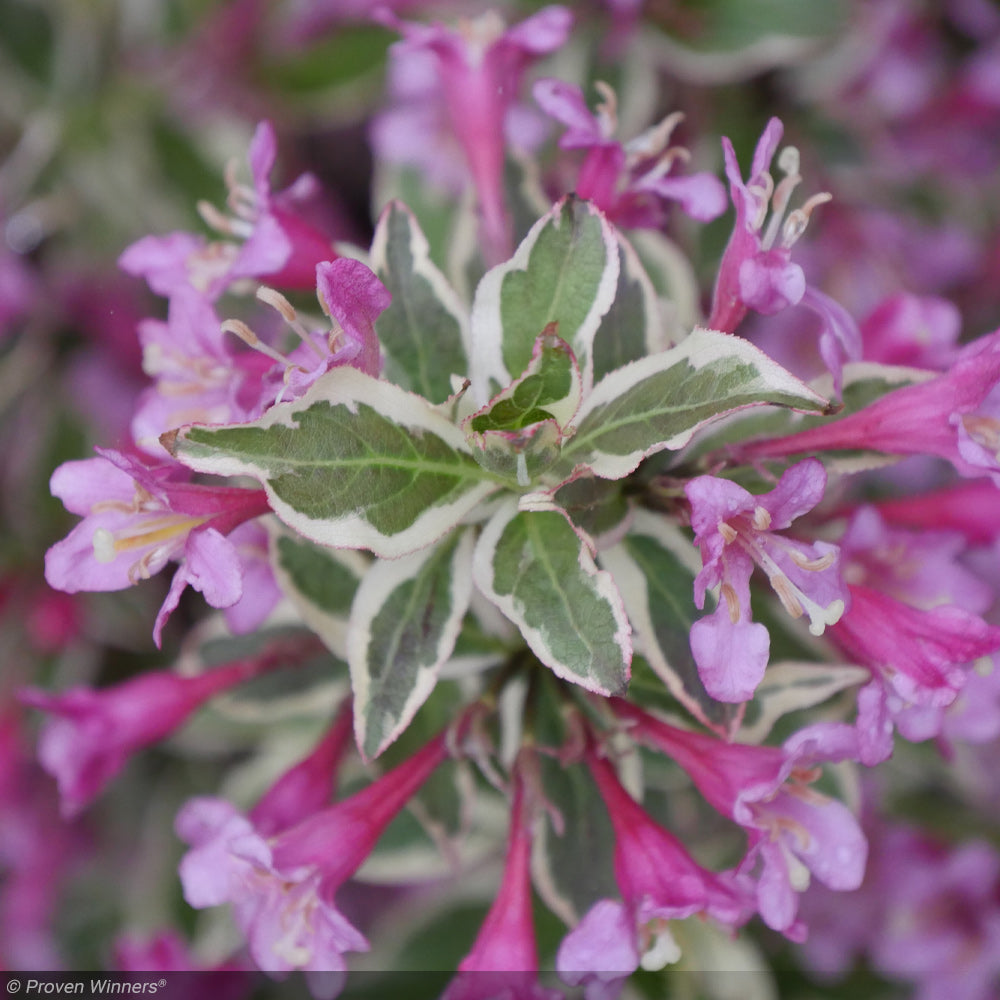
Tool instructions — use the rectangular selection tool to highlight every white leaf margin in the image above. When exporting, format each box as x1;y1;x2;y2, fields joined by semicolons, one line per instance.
564;326;830;480
472;498;632;696
468;196;620;405
173;366;501;559
348;528;475;760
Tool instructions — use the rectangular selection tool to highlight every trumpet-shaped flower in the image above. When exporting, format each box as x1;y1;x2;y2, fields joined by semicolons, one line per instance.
21;655;276;816
612;700;867;940
177;726;455;973
444;751;560;1000
44;449;272;646
684;459;847;702
532;79;727;229
739;329;1000;482
707;118;860;392
557;747;751;999
378;7;572;261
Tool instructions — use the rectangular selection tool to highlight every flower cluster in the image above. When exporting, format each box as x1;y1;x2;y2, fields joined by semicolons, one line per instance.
5;0;1000;996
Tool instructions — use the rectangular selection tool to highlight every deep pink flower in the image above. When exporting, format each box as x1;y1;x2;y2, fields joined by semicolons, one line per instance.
611;701;867;940
444;751;560;1000
532;79;727;229
249;702;354;838
861;292;962;370
684;459;847;702
707;119;860;392
211;120;338;291
121;122;338;298
738;329;1000;482
557;746;751;997
20;655;276;817
44;449;272;646
829;584;1000;759
378;7;572;262
871;479;1000;545
177;720;465;973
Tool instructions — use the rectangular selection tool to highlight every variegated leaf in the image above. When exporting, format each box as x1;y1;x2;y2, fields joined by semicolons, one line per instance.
473;500;631;695
558;326;830;480
169;367;500;559
371;200;471;403
469;196;619;402
348;529;474;760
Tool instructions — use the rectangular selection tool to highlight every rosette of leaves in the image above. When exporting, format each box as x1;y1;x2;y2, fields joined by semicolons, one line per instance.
169;195;829;760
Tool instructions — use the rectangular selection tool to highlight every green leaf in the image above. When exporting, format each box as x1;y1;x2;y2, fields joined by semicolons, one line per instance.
549;473;631;544
269;523;368;659
600;512;741;736
650;0;848;57
473;501;631;695
170;367;499;559
468;330;582;434
371;200;470;404
470;196;619;401
535;750;618;925
559;326;830;480
348;530;474;760
463;330;583;486
592;231;669;382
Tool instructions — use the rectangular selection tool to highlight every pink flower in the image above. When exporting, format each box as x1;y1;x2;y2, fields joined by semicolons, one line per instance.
377;7;572;262
871;479;1000;545
120;121;338;298
177;721;463;973
208;120;338;291
20;655;276;816
44;449;272;646
738;329;1000;482
612;701;867;940
829;585;1000;760
444;751;560;1000
130;288;275;454
532;79;727;229
861;292;962;370
684;459;847;702
707;119;860;392
557;746;751;997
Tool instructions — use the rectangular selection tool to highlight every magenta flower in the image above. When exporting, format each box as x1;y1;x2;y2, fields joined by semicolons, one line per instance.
121;121;337;299
738;329;1000;482
44;448;272;646
280;258;390;396
557;746;751;997
860;292;962;370
177;723;460;973
829;584;1000;760
706;118;860;392
444;751;560;1000
684;459;847;702
207;120;338;291
20;656;274;817
378;7;573;262
130;287;275;454
865;826;1000;1000
872;479;1000;546
612;700;867;940
532;79;727;229
249;702;354;837
839;506;993;614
